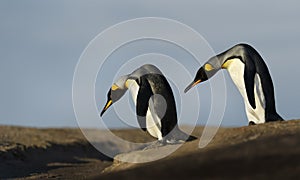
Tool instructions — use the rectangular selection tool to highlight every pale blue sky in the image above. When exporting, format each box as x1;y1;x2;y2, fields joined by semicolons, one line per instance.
1;0;300;128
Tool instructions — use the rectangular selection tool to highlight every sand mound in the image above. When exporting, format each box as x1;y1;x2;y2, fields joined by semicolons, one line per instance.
1;120;299;179
100;120;300;179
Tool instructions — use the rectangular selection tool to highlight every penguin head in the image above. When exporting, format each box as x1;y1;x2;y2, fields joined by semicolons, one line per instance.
184;61;220;93
100;76;128;116
184;66;208;93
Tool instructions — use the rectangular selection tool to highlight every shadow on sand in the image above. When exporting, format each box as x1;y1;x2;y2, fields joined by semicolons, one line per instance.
0;142;112;179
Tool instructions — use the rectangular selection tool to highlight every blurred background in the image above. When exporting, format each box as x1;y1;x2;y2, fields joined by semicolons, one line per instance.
1;0;299;128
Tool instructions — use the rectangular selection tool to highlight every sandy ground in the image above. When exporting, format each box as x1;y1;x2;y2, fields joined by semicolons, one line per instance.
0;120;299;179
0;125;154;179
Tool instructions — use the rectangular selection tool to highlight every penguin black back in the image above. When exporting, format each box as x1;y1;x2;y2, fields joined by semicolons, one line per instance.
144;73;178;137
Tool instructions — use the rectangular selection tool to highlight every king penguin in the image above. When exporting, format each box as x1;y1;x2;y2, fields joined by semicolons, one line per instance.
184;43;283;125
101;64;196;144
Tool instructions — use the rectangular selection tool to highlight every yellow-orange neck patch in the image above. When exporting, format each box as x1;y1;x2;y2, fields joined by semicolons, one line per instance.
222;59;234;69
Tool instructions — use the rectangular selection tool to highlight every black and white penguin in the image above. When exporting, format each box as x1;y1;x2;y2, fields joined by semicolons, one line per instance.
184;43;283;125
101;64;196;144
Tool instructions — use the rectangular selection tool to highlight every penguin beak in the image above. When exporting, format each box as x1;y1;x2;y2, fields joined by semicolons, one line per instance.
100;99;113;117
184;80;201;93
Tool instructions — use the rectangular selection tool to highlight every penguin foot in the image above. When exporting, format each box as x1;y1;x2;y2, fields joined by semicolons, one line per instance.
165;136;197;144
142;138;186;150
143;140;164;150
171;134;197;143
165;139;184;144
248;121;256;126
171;126;198;142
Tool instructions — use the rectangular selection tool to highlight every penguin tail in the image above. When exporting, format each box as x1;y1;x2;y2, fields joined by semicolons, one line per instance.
266;113;284;122
175;130;197;142
165;126;197;143
186;134;197;142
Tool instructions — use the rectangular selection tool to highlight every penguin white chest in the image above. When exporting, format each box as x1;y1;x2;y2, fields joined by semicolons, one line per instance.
125;79;162;140
225;59;266;124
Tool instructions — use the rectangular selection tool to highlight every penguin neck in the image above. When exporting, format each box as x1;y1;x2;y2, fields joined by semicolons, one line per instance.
125;78;136;89
114;75;130;90
125;79;139;105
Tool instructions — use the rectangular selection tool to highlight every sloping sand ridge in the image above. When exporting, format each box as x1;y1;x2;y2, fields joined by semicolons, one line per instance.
0;120;299;179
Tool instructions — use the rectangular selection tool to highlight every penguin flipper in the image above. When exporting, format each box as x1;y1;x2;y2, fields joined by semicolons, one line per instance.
244;55;256;109
136;77;153;131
